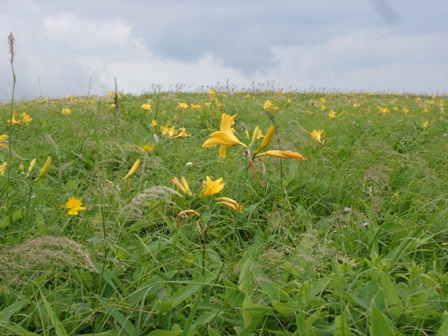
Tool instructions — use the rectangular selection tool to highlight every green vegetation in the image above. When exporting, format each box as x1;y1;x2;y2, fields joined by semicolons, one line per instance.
1;87;447;335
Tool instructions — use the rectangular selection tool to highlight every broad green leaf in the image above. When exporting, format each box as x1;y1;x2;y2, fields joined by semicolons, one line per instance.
334;315;352;336
381;272;402;319
40;293;68;336
238;257;253;294
242;293;254;329
0;322;40;336
0;300;28;321
436;315;448;336
370;306;394;336
147;330;182;336
272;300;293;318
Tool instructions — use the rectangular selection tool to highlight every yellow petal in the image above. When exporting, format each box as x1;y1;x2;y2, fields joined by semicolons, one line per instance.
256;150;307;160
219;145;227;158
172;176;192;196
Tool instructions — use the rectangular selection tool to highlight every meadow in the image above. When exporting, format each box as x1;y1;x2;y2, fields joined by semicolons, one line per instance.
0;84;447;335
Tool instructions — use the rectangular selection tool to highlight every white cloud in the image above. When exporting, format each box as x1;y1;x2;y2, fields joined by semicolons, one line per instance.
1;0;447;101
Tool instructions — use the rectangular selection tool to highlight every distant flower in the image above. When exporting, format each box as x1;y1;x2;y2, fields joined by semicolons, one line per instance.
200;176;225;198
176;102;188;110
353;103;360;108
139;142;155;153
379;107;389;114
263;100;279;111
319;97;326;104
8;113;20;125
344;207;351;212
394;192;399;200
191;104;201;110
0;134;9;149
122;159;141;180
150;119;157;127
217;197;243;213
175;127;191;138
263;100;273;110
310;129;326;145
160;125;177;138
422;121;429;128
328;110;337;119
62;108;71;115
362;222;369;227
21;113;32;125
0;162;6;176
141;104;152;111
63;197;87;216
320;104;327;111
402;107;409;113
393;107;399;112
186;162;193;167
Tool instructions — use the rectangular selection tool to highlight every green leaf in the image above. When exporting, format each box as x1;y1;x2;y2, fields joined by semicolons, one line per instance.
370;306;394;336
40;292;68;336
0;322;40;336
381;272;402;319
147;331;182;336
238;257;253;294
436;315;448;336
97;297;138;336
272;300;293;318
334;315;352;336
0;299;28;321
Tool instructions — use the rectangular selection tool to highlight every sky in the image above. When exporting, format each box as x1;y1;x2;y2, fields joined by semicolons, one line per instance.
0;0;447;101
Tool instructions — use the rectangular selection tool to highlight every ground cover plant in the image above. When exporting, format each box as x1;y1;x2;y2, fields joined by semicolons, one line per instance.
1;36;448;335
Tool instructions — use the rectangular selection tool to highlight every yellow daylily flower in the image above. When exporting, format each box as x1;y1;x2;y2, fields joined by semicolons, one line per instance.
175;127;191;138
150;119;158;127
310;130;326;144
256;150;307;160
199;176;225;198
202;113;246;158
63;197;87;216
21;113;32;125
0;134;9;149
122;159;140;180
217;197;243;213
328;110;336;119
62;108;71;115
172;176;193;197
176;102;188;110
141;104;152;111
161;125;177;138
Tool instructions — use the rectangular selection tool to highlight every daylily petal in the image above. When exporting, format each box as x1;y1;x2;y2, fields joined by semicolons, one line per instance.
256;150;307;160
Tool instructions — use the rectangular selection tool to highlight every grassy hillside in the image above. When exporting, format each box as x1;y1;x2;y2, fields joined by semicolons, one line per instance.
1;88;447;335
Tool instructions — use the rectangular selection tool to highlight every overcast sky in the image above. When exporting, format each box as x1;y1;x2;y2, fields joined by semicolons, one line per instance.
1;0;447;101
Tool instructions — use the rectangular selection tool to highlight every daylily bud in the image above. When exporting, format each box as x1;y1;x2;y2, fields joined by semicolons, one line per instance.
255;125;275;153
